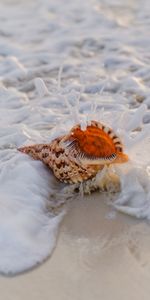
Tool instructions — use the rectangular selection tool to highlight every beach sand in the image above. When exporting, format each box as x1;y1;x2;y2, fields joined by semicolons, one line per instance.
1;194;150;300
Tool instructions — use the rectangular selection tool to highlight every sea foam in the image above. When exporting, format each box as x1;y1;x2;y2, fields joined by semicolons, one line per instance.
0;0;150;276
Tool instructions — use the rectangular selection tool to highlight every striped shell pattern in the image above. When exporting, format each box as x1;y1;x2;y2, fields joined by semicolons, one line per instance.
18;120;128;184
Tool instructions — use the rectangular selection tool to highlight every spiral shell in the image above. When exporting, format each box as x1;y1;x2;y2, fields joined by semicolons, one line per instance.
18;120;128;184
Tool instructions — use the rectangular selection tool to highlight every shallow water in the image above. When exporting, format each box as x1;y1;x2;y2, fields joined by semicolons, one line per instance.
0;0;150;283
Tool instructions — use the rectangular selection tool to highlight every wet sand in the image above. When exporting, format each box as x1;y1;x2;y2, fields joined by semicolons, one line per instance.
1;194;150;300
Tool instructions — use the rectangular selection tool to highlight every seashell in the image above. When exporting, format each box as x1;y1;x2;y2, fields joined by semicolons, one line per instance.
18;120;128;184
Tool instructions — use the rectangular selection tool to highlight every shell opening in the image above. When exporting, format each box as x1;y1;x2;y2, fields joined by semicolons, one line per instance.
61;120;128;166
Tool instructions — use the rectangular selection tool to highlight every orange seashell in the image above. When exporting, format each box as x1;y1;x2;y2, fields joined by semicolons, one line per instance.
70;126;117;158
18;120;129;184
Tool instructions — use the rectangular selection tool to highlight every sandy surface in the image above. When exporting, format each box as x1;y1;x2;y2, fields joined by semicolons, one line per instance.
1;194;150;300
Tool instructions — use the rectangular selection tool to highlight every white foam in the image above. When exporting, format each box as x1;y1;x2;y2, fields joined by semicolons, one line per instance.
124;104;147;132
0;0;150;276
113;164;150;219
0;152;64;275
34;78;50;97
